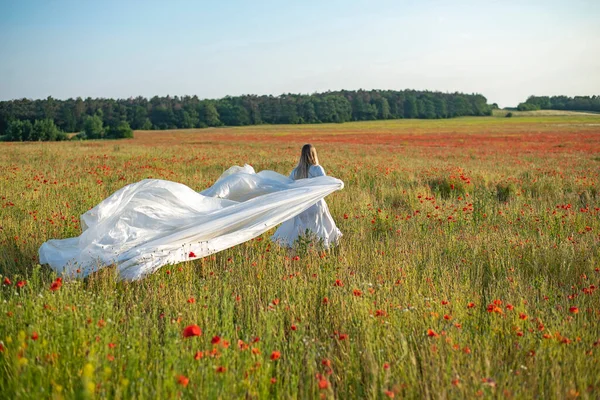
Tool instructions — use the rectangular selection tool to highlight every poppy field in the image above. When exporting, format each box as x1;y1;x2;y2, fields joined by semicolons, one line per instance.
1;115;599;399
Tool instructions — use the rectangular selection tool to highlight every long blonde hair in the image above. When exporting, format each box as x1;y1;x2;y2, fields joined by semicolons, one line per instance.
294;144;319;179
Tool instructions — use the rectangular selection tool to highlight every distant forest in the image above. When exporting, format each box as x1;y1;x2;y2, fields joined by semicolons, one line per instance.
517;95;600;112
0;90;491;141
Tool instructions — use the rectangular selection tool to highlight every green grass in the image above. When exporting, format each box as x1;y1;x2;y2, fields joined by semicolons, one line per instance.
0;118;599;399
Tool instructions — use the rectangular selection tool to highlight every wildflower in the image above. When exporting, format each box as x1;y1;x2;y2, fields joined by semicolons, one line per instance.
444;314;452;320
270;351;281;361
338;333;348;341
16;280;26;288
467;302;475;308
383;362;390;370
519;313;528;320
31;332;39;341
385;390;395;398
187;297;196;304
182;325;202;338
270;377;277;384
427;329;439;337
318;378;329;389
216;366;226;373
49;278;62;291
333;279;343;287
569;306;579;314
290;325;297;331
3;277;11;286
441;300;449;305
353;289;362;297
322;359;331;367
506;304;514;311
194;351;204;360
177;375;189;387
211;336;221;345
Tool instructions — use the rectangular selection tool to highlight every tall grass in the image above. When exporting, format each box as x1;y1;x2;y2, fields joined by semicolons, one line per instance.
0;119;599;399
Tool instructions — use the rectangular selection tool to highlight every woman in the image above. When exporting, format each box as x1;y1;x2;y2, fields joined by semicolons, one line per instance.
39;146;343;281
271;144;342;248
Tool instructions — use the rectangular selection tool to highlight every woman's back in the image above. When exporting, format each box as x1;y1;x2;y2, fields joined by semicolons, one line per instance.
290;165;326;180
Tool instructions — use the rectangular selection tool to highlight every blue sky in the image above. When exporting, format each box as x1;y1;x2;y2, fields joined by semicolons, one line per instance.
1;0;598;107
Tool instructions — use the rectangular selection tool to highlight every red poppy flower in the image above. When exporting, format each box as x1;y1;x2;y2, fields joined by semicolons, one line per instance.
353;289;362;297
216;366;226;373
427;329;439;337
49;278;62;291
290;325;297;331
467;302;475;308
270;351;281;361
31;332;39;341
385;390;395;398
569;306;579;314
333;279;343;287
183;325;202;338
318;378;329;389
211;335;221;345
519;313;528;320
177;375;189;387
322;359;331;367
3;277;11;286
16;280;26;288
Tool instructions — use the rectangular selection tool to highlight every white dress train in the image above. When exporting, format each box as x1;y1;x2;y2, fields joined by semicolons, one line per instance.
38;165;343;281
271;165;342;248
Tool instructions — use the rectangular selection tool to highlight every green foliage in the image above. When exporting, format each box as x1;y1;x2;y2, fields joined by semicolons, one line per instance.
427;177;467;199
82;115;105;139
0;90;494;136
518;95;600;112
2;118;64;142
107;121;133;139
496;182;516;202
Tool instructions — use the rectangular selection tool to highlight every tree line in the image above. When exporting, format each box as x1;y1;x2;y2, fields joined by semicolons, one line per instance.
517;95;600;112
0;89;492;140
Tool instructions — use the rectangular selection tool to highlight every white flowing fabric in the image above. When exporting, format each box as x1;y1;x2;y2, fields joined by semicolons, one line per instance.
271;165;342;248
39;165;343;281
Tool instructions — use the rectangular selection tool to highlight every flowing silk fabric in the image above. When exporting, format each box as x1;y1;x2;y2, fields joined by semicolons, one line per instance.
39;165;343;280
271;165;342;248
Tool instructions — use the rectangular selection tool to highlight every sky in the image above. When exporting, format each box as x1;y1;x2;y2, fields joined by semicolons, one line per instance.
0;0;599;107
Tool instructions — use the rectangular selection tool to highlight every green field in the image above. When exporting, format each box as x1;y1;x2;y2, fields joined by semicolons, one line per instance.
1;116;599;399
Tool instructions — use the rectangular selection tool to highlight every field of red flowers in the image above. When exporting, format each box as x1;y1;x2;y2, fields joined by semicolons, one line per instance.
1;116;599;399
